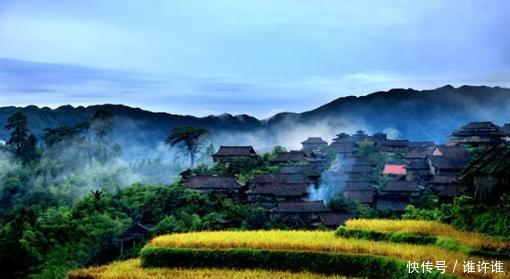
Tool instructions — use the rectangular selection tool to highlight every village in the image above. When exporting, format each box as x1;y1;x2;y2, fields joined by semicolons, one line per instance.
179;121;510;229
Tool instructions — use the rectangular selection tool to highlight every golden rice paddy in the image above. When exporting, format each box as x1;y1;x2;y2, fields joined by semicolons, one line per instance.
345;219;510;251
68;259;350;279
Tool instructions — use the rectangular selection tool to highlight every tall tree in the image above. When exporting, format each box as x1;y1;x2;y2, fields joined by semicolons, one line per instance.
5;112;30;156
165;126;208;167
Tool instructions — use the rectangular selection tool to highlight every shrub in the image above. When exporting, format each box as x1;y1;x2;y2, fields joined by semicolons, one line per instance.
141;247;456;279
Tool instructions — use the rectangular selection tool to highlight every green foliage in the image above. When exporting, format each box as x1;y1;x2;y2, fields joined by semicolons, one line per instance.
402;205;447;221
140;246;456;279
5;112;39;162
328;192;377;218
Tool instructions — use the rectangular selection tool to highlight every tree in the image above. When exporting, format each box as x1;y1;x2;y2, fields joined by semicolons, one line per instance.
20;134;38;163
5;112;30;156
165;127;208;167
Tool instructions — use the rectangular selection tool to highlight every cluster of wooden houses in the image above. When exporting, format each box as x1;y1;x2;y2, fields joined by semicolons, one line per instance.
179;121;510;227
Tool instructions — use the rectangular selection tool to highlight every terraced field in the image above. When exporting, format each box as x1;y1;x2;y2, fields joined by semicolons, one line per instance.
70;220;510;278
344;219;510;251
68;259;350;279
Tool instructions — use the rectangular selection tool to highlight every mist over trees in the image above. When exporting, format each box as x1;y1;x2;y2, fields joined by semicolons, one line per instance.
0;110;260;278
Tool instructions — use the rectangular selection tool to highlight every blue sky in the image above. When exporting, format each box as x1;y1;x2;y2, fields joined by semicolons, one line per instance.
0;0;509;118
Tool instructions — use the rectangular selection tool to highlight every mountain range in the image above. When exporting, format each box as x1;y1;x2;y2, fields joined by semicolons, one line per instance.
1;85;510;145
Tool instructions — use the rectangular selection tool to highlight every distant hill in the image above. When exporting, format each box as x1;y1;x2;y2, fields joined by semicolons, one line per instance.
1;85;510;144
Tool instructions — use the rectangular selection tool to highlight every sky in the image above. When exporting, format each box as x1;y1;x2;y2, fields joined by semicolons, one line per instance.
0;0;509;118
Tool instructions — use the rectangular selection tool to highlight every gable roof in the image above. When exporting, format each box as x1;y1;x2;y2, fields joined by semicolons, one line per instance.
406;159;428;170
213;146;257;157
279;165;320;176
383;180;421;192
249;183;308;197
183;175;243;190
272;150;318;162
404;146;434;159
252;173;288;184
428;155;469;170
327;141;358;153
408;141;435;148
383;164;407;175
344;165;373;174
451;122;508;137
432;145;470;160
301;137;328;144
461;145;510;177
344;181;374;191
376;140;410;148
429;175;458;184
274;201;329;213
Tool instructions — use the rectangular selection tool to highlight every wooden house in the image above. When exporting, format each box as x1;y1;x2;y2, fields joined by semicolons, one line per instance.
246;173;308;208
212;146;259;164
182;175;247;198
327;141;358;156
449;122;508;147
379;180;422;198
271;201;330;227
426;155;469;176
343;181;375;205
375;139;410;152
460;145;510;204
116;223;150;254
405;159;432;182
301;137;328;153
279;165;321;185
427;175;466;201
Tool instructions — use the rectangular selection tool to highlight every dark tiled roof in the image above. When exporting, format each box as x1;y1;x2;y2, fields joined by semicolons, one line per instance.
272;150;320;162
301;137;328;144
344;173;375;182
327;141;358;153
344;190;374;203
408;141;435;148
376;140;410;148
383;180;421;192
213;146;257;157
429;175;457;184
451;122;508;137
250;183;308;197
433;146;470;160
406;159;428;170
344;165;373;174
428;156;469;170
344;181;374;191
252;173;288;184
405;147;434;159
279;165;320;176
274;201;329;213
183;175;243;189
462;121;499;130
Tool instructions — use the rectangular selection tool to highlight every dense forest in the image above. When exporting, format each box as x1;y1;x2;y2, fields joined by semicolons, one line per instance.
0;109;508;278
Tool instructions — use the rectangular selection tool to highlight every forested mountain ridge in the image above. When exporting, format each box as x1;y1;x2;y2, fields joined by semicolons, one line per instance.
1;85;510;143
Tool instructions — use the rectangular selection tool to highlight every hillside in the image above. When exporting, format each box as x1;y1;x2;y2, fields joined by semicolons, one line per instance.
1;85;510;144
